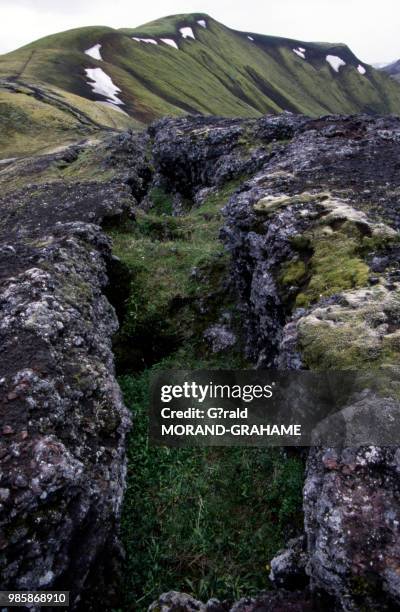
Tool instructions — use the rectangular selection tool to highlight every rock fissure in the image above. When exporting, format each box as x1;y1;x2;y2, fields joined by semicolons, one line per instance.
2;113;400;610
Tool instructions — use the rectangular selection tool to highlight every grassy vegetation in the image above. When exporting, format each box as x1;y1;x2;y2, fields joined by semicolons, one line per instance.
120;13;210;38
0;139;117;194
0;88;85;157
119;371;304;610
1;12;400;141
106;182;304;610
107;180;245;369
0;83;136;158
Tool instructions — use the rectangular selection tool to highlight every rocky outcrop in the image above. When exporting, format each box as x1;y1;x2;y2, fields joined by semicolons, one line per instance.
304;446;400;611
148;589;315;611
0;134;149;608
219;114;400;610
269;536;308;591
2;113;400;610
148;114;400;610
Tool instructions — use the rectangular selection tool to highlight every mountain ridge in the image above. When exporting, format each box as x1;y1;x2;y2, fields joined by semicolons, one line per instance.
380;58;400;82
1;13;400;157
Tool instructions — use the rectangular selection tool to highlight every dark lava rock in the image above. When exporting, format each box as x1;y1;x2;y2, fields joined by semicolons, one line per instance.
148;589;317;612
269;536;308;590
2;113;400;611
0;135;150;608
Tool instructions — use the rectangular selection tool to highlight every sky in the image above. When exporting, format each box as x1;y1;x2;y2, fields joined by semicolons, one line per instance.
0;0;398;63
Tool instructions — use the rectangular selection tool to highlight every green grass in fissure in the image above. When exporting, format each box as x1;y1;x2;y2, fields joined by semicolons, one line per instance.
109;181;304;609
107;180;244;369
148;187;174;215
119;371;304;610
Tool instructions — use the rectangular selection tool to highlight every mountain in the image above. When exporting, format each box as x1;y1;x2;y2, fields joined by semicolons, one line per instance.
380;59;400;82
1;13;400;156
372;61;393;69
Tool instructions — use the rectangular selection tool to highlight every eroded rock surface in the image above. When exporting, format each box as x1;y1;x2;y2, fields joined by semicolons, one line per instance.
219;114;400;611
146;115;400;609
2;114;400;610
0;133;150;608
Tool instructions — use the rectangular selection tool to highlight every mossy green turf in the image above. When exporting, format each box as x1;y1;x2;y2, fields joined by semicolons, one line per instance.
107;183;304;610
276;203;400;373
1;13;400;154
0;139;118;194
291;223;371;308
0;82;136;157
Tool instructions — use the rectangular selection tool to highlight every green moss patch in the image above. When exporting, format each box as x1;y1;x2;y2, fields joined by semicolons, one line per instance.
278;198;400;308
298;285;400;370
295;224;370;308
279;259;307;286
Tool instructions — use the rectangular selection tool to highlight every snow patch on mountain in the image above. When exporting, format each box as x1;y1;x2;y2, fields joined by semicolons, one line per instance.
197;19;207;28
132;37;158;45
293;47;306;59
161;38;179;49
180;27;195;40
357;64;366;75
247;35;254;41
326;55;346;72
85;68;124;106
84;44;102;61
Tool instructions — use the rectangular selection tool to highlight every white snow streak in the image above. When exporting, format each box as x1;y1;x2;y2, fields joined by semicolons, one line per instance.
132;37;158;45
247;35;254;41
357;64;367;75
161;38;179;49
293;48;306;59
180;27;195;40
326;55;346;72
84;44;102;61
85;68;124;106
197;19;207;28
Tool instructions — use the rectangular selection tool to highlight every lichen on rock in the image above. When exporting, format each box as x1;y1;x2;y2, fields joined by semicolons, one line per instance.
3;113;400;611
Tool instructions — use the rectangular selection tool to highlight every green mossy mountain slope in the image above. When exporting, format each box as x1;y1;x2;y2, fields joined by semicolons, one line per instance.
1;13;400;157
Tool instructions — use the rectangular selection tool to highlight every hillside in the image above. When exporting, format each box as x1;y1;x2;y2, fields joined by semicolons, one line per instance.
1;13;400;156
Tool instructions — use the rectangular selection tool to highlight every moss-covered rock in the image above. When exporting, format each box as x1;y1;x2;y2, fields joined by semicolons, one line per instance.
253;191;329;214
298;284;400;370
279;259;307;286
